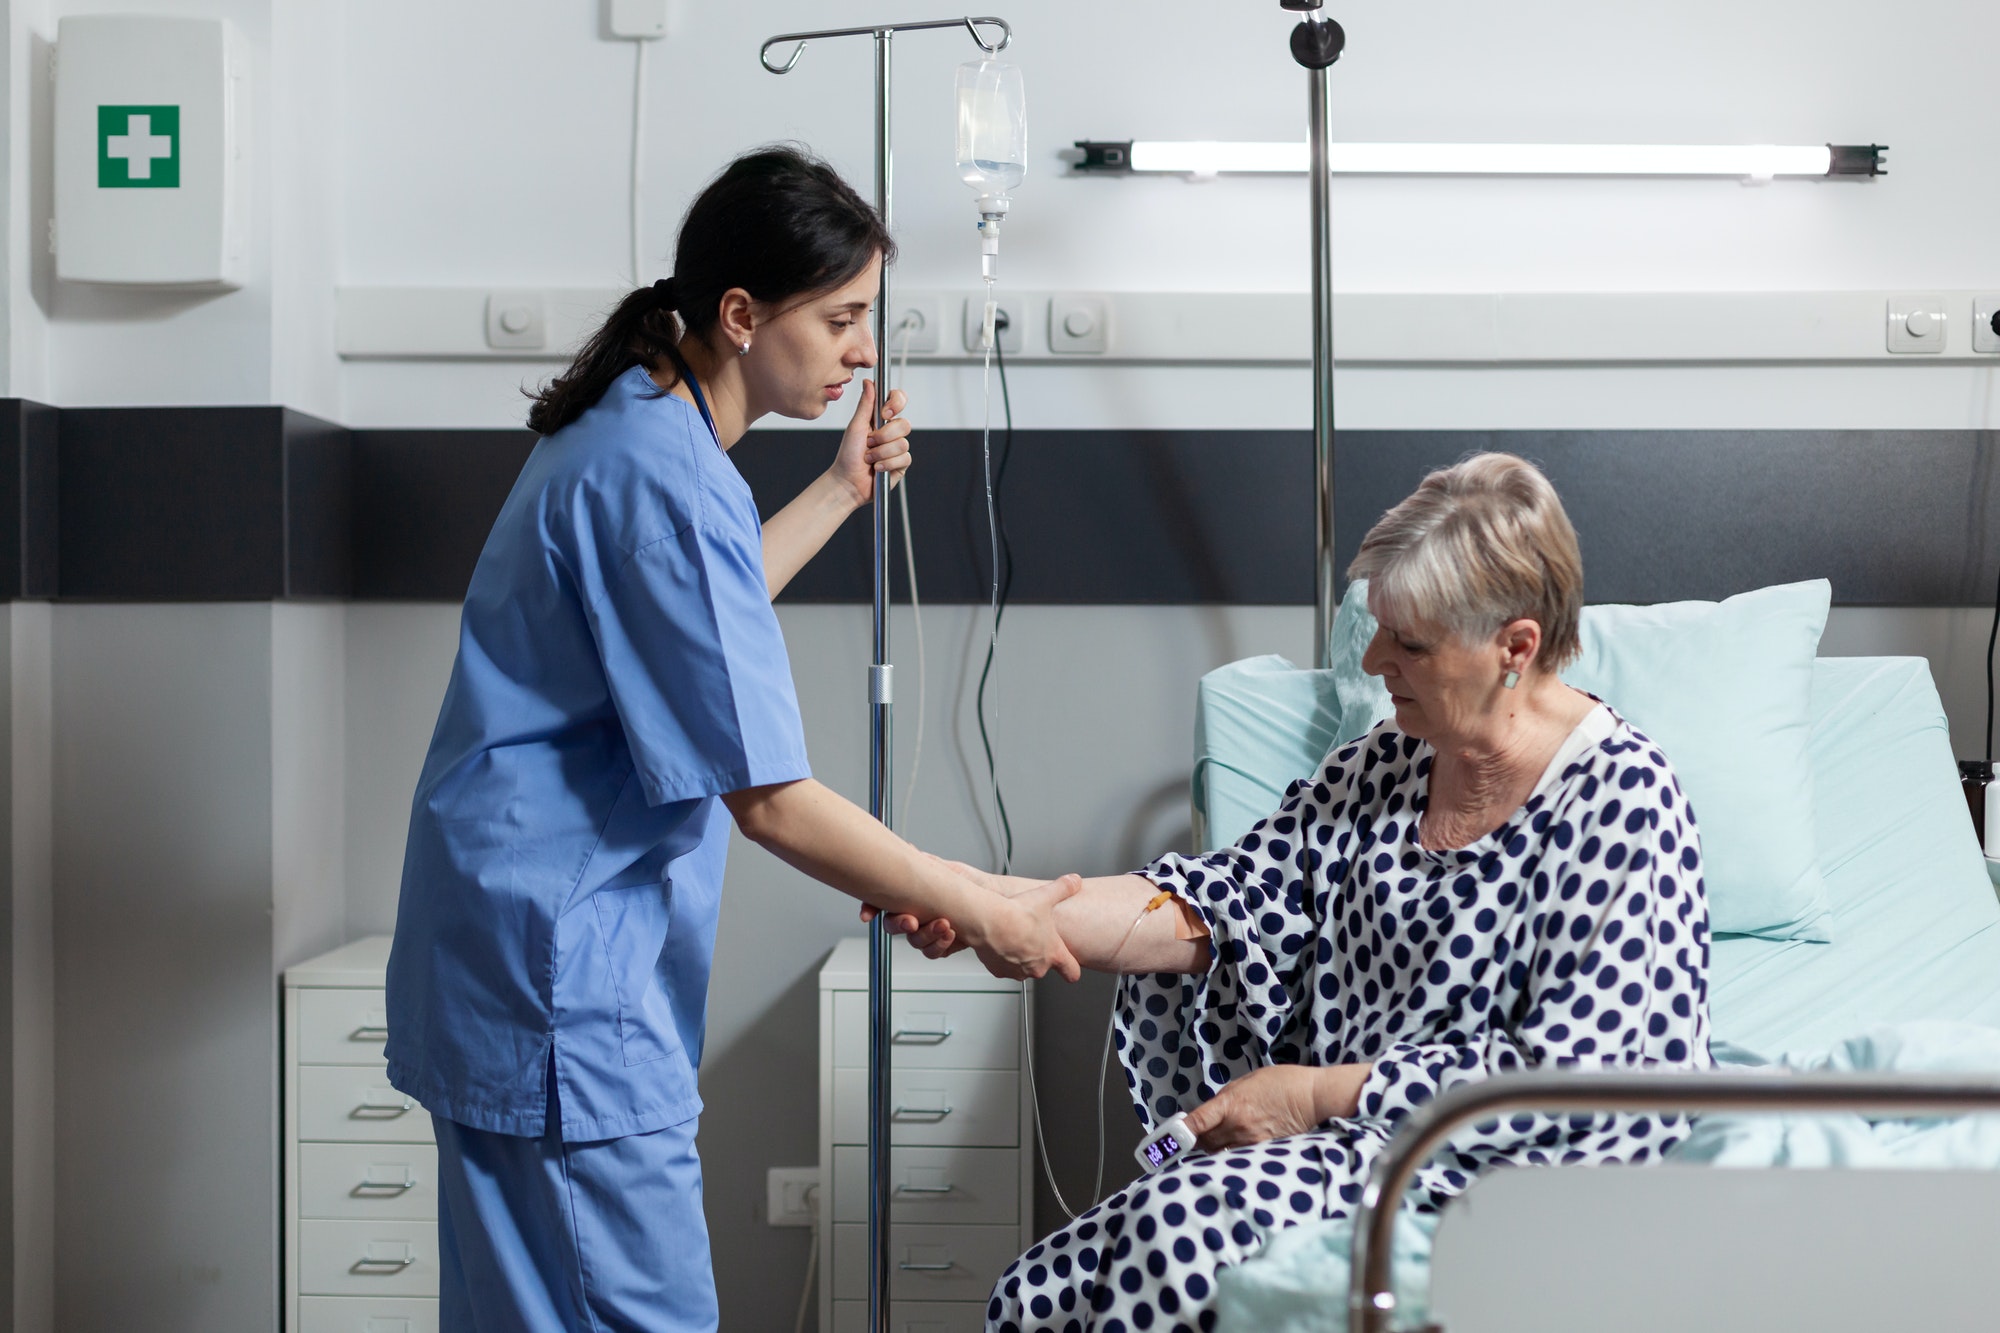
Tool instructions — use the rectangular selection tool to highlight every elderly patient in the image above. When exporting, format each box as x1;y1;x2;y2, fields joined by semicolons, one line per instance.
898;453;1712;1333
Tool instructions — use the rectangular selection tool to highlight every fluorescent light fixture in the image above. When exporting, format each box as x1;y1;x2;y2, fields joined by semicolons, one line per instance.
1079;140;1885;179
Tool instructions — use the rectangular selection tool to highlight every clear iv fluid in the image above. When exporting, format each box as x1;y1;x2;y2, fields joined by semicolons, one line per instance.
959;157;1024;195
954;59;1026;202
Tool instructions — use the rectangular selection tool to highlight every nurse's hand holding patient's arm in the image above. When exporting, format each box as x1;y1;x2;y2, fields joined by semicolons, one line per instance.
722;779;1083;982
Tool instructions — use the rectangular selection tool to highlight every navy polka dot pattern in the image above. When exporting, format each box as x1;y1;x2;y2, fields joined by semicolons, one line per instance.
986;709;1711;1332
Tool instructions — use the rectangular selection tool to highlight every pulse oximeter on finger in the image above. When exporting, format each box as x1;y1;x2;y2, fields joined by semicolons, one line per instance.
1133;1112;1196;1173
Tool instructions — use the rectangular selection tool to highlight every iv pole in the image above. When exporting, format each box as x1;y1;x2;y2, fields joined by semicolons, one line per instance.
759;18;1013;1333
1281;0;1345;669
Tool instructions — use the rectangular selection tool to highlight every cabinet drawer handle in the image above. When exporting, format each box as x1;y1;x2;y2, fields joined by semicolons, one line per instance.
352;1090;414;1119
349;1025;391;1041
351;1180;417;1197
892;1026;953;1044
891;1104;952;1122
897;1261;956;1272
893;1183;955;1195
350;1242;416;1273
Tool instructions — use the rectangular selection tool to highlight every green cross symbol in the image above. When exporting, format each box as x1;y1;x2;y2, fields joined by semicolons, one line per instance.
98;106;180;188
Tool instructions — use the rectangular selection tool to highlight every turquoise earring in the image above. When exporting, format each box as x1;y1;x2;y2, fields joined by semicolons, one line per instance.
1503;670;1521;689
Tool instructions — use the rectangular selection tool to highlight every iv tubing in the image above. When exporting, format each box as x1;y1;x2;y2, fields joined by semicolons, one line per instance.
1022;890;1172;1221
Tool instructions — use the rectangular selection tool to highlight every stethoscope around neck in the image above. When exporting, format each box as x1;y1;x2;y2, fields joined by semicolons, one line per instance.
660;344;720;446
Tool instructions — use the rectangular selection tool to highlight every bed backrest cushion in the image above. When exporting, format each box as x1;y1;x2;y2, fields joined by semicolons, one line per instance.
1210;579;1835;940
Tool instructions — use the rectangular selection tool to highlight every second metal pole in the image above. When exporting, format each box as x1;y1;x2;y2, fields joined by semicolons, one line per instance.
1287;6;1344;668
1308;61;1337;668
865;30;897;1333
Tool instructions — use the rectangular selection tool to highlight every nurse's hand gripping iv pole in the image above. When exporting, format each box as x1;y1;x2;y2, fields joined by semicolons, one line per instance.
759;19;1013;1333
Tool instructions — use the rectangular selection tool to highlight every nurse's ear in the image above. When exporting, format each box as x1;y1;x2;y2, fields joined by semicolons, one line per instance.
714;287;758;355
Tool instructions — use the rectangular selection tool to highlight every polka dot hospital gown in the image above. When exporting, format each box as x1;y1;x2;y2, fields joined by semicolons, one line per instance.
988;706;1712;1333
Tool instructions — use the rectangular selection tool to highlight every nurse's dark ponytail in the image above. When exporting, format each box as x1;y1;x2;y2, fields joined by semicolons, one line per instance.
526;145;895;437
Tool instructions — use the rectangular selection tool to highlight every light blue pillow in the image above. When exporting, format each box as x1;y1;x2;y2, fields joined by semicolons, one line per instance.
1325;579;1834;941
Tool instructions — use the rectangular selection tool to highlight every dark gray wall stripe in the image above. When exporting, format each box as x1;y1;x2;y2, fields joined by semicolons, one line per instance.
2;399;1992;606
0;400;58;598
730;429;1315;606
55;406;354;600
350;430;535;600
1335;431;2000;607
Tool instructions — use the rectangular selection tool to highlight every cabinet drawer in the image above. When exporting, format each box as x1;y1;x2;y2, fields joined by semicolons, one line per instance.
294;988;393;1066
832;1067;1018;1147
298;1067;435;1144
299;1144;439;1221
833;1223;1020;1304
832;1145;1018;1226
297;1295;439;1333
834;991;1020;1070
832;1299;986;1333
298;1220;440;1298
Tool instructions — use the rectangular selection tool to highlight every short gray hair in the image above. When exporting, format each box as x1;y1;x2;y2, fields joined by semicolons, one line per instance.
1347;453;1583;670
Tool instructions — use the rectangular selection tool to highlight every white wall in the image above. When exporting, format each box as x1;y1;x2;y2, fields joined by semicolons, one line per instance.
331;0;2000;431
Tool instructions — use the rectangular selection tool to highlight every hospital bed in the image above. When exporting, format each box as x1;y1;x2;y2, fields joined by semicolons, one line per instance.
1188;649;2000;1332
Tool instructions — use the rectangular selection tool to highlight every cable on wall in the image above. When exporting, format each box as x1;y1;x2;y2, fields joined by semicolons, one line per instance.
629;39;649;284
975;320;1018;871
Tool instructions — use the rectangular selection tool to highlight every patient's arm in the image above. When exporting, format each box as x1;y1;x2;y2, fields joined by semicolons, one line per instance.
880;865;1209;975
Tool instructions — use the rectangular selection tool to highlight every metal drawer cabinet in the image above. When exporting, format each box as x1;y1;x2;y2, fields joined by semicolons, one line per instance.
287;938;438;1332
818;940;1037;1333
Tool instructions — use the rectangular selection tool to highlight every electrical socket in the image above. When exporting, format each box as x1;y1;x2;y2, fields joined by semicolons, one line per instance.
1973;296;2000;354
889;297;943;355
766;1166;819;1228
963;294;1026;354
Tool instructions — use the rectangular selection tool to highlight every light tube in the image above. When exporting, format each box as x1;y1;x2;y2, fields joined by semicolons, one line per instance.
1111;141;1859;179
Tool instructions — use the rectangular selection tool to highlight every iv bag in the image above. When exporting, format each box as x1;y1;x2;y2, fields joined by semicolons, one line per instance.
955;58;1026;198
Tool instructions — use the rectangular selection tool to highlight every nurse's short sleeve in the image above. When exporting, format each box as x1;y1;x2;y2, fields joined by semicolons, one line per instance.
587;518;810;805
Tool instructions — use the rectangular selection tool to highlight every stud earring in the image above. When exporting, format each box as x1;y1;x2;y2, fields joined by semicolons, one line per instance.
1503;670;1521;689
738;341;751;356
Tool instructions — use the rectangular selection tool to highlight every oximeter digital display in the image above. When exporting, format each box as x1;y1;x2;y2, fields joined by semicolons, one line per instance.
1133;1112;1196;1173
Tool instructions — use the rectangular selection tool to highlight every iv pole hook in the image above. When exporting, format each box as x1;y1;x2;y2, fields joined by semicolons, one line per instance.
760;16;1011;74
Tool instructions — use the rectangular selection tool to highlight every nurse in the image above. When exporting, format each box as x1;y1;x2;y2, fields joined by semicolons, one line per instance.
384;147;1080;1333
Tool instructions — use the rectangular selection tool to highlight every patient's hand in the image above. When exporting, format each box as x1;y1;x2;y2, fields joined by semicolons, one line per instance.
1182;1063;1374;1151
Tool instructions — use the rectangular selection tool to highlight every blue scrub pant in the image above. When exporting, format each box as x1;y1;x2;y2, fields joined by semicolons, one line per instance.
433;1069;716;1333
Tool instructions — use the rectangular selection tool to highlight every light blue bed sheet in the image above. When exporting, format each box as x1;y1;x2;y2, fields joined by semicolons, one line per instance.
1709;656;2000;1051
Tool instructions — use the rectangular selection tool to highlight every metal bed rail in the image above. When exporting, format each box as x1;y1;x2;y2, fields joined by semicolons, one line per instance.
1350;1069;2000;1333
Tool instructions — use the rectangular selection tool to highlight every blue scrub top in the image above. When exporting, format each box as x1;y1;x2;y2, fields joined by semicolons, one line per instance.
385;365;811;1141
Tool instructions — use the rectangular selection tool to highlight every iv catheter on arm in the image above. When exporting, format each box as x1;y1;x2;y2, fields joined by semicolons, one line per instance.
882;868;1211;976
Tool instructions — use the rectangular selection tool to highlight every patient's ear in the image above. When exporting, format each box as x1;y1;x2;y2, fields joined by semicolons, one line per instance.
1497;618;1543;674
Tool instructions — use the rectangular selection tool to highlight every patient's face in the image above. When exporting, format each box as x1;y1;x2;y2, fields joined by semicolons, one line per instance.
1361;611;1495;743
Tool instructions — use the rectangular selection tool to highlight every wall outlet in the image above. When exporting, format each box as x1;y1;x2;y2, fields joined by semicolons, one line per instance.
1973;296;2000;354
1886;295;1947;354
767;1166;819;1228
889;297;943;355
963;295;1026;354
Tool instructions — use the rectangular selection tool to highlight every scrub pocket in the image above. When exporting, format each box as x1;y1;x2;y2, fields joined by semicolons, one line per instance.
593;882;682;1067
